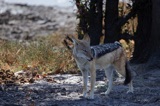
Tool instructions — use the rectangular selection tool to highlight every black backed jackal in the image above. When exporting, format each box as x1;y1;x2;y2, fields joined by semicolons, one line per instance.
65;34;133;99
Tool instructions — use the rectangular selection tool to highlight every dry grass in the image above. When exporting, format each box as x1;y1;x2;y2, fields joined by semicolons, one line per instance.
0;32;134;75
0;34;77;74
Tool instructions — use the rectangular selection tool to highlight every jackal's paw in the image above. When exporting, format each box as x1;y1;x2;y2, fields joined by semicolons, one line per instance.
104;90;111;95
127;89;134;94
82;92;88;98
87;95;94;100
87;93;94;100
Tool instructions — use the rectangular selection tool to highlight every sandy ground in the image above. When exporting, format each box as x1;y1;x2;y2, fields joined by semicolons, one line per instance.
0;68;160;106
0;0;77;41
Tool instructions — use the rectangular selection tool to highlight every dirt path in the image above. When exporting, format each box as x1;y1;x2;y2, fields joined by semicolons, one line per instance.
0;69;160;106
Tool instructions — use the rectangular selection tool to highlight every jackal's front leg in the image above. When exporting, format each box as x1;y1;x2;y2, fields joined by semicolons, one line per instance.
88;60;96;99
81;70;88;98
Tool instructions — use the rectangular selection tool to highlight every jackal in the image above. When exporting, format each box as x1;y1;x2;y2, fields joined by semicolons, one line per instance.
65;34;133;99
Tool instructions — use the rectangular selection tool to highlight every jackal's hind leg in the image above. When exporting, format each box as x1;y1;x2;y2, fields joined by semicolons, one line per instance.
104;66;114;95
127;80;134;93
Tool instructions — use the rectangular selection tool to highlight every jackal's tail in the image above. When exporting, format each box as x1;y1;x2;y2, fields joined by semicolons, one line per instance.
124;62;132;85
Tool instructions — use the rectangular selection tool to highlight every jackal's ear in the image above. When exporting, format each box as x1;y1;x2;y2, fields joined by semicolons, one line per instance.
66;35;73;43
83;34;90;43
69;35;79;45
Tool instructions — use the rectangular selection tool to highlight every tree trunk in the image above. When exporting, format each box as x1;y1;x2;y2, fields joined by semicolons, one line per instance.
147;0;160;69
88;0;103;46
104;0;119;43
131;0;152;63
75;0;88;39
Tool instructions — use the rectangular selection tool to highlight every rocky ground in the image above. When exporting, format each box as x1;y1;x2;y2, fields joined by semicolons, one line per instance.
0;67;160;106
0;0;77;41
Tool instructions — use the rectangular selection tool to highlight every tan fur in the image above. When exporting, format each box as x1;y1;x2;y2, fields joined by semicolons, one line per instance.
69;35;133;99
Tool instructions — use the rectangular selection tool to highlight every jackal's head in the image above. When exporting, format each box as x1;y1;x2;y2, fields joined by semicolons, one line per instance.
69;34;93;61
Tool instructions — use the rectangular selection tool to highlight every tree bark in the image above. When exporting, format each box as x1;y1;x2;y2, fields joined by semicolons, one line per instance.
104;0;119;43
131;0;152;63
88;0;103;46
75;0;88;39
147;0;160;69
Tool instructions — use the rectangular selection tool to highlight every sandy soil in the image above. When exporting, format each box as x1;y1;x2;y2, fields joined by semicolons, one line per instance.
0;67;160;106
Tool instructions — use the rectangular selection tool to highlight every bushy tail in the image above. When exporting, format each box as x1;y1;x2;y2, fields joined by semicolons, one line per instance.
124;62;132;85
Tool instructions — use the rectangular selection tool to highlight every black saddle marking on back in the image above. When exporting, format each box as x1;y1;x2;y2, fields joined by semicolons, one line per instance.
91;42;121;58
